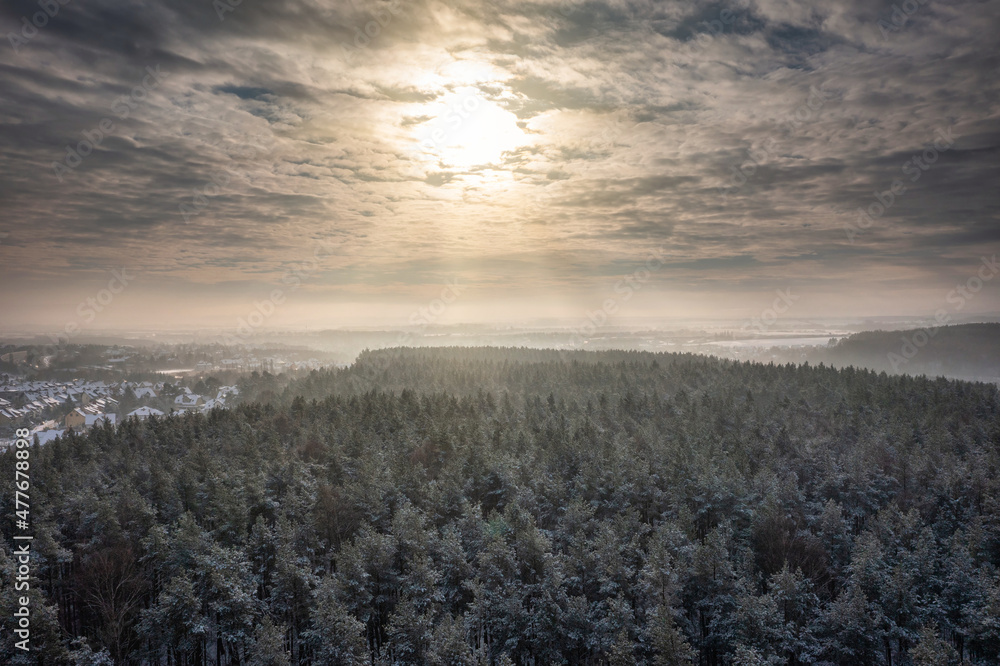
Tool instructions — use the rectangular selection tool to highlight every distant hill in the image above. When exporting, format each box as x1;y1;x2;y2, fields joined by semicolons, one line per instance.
815;323;1000;381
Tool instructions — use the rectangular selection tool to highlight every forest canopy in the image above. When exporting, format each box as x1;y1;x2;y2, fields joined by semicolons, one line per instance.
2;347;999;665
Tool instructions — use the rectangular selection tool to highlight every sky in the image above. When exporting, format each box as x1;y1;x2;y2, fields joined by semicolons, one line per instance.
0;0;998;333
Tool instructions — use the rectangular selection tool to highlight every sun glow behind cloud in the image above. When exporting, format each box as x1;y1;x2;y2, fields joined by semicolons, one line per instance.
412;87;529;170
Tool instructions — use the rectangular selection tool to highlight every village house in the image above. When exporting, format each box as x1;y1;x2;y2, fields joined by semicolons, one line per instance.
127;406;165;420
132;386;158;400
64;408;88;429
175;393;205;408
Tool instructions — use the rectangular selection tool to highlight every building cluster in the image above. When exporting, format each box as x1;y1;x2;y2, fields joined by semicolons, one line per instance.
0;375;239;448
0;378;118;425
161;383;240;413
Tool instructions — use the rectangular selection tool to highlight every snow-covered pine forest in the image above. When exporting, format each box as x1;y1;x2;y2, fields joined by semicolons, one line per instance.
2;347;998;665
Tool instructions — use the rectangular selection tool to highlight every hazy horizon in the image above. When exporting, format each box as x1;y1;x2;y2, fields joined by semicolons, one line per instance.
4;314;1000;339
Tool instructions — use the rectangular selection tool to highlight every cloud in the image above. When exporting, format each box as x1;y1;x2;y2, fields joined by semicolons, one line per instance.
0;0;998;327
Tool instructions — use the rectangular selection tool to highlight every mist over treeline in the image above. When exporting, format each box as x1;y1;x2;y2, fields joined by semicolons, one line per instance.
4;323;1000;387
769;324;1000;381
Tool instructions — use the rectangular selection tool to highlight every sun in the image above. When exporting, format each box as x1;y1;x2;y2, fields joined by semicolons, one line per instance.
413;87;528;170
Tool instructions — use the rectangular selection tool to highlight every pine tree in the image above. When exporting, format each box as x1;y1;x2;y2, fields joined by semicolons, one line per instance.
248;616;291;666
307;575;370;665
426;614;475;666
909;627;958;666
649;607;695;666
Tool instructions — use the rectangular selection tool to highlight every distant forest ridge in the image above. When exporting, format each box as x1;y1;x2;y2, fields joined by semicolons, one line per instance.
815;323;1000;380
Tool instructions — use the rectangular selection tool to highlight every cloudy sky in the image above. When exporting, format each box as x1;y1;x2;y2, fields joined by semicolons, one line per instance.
1;0;998;332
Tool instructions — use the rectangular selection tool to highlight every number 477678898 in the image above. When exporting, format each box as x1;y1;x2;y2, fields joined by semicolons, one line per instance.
13;427;31;530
